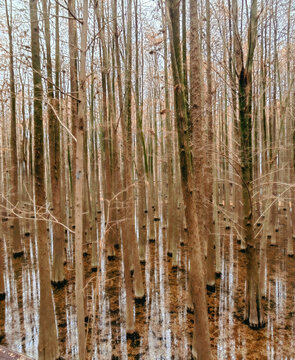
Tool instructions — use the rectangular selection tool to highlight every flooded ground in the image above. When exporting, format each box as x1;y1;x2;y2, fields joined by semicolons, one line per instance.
0;209;295;359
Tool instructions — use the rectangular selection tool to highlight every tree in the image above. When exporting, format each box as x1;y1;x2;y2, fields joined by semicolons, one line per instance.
29;0;59;357
75;0;89;357
68;0;78;217
5;0;23;258
122;0;145;309
167;0;212;357
233;0;264;328
205;0;216;291
41;0;65;286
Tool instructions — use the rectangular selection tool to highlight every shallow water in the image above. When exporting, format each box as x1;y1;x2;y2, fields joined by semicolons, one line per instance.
0;209;295;359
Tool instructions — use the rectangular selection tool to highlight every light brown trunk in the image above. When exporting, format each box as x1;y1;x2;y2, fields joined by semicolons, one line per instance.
5;0;23;257
29;0;59;357
41;0;65;285
68;0;78;219
205;0;215;290
167;0;213;357
122;0;145;301
75;0;88;357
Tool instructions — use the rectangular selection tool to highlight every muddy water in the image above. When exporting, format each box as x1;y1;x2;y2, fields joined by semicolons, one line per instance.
0;211;295;359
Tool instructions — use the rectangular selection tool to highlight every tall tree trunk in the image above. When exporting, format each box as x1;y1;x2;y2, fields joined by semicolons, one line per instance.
113;0;124;247
233;0;264;328
135;0;147;263
29;0;59;357
41;0;65;286
89;38;99;270
5;0;23;257
94;0;115;260
113;0;135;332
122;0;145;302
162;1;176;259
75;0;88;357
168;0;212;357
205;0;215;291
68;0;78;220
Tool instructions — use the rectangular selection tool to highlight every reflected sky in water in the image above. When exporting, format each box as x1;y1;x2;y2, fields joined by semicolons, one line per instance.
0;209;295;359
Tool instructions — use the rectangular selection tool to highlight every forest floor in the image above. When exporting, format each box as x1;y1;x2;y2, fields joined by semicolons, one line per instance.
0;208;295;359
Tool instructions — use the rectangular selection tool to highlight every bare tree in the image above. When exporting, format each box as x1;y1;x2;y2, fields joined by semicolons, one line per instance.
232;0;264;328
167;0;212;357
75;0;89;357
41;0;65;286
5;0;23;258
29;0;59;357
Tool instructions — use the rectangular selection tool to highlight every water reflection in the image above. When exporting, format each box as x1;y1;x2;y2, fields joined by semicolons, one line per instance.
0;209;294;359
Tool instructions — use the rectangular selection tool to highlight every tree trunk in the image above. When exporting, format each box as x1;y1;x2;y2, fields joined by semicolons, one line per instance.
234;0;265;328
5;0;23;258
41;0;65;286
75;0;88;358
135;0;147;263
68;0;78;220
205;0;215;291
167;0;212;357
29;0;59;357
122;0;145;302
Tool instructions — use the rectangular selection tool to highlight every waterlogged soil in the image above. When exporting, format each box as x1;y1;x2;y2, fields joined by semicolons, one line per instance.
0;211;295;359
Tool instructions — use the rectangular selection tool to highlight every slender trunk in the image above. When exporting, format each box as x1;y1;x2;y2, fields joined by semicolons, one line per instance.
113;0;124;246
68;0;78;219
41;0;65;285
89;40;99;270
135;0;147;262
234;0;264;328
205;0;215;291
232;0;244;247
5;0;23;257
75;0;88;357
122;0;145;302
94;0;115;260
168;0;212;357
29;0;59;357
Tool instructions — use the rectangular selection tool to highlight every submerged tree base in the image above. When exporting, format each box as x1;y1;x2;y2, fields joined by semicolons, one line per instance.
51;279;67;288
215;272;221;279
243;318;266;330
13;251;24;259
187;306;194;314
135;295;146;305
206;284;216;292
126;331;140;340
